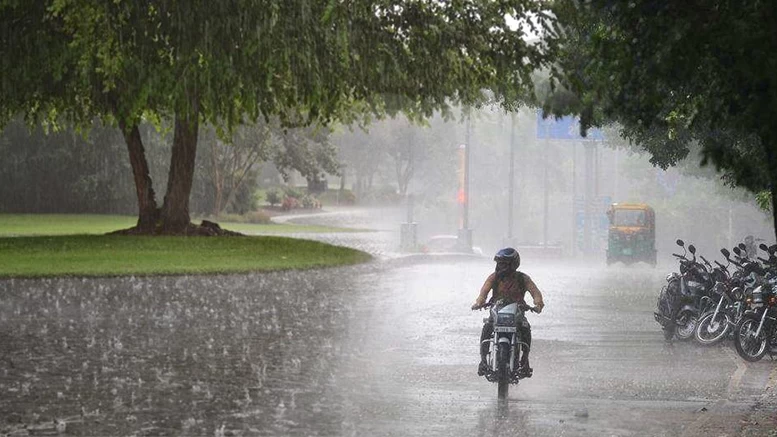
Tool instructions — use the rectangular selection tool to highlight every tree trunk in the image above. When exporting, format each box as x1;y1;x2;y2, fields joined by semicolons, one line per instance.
119;121;158;232
161;112;199;233
770;185;777;243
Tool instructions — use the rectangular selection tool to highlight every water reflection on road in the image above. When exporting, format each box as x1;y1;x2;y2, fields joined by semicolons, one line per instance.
1;230;774;435
0;270;370;436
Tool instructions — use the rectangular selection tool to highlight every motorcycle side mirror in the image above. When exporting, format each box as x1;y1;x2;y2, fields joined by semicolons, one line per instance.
760;243;770;252
676;239;685;247
688;245;696;254
733;247;742;256
738;243;747;251
721;248;730;258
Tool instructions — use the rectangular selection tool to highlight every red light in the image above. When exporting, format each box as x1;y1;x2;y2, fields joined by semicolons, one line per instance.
457;189;467;204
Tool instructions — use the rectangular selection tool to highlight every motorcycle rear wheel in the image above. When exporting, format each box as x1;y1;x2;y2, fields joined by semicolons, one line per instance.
675;311;697;341
496;343;510;400
694;311;730;345
734;317;767;362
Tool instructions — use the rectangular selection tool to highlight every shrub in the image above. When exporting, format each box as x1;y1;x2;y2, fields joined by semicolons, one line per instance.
281;196;299;211
243;210;272;224
266;189;281;207
283;186;305;200
301;195;315;209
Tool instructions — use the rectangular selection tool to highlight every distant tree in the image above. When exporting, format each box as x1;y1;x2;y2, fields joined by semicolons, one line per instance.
547;1;777;240
1;0;553;234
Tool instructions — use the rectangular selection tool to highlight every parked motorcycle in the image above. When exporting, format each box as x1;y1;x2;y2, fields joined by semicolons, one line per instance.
655;240;715;341
479;299;537;399
732;244;777;361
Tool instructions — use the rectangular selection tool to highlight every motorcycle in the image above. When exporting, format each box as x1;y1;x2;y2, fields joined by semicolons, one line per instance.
655;240;714;341
733;277;777;361
692;248;742;344
479;299;537;399
732;244;777;361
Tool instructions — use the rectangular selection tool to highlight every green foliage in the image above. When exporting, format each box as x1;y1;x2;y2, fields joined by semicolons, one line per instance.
265;189;281;207
756;191;772;213
3;0;553;129
548;1;777;238
2;0;554;230
0;213;361;236
0;235;371;278
300;195;315;209
548;1;777;194
282;186;305;200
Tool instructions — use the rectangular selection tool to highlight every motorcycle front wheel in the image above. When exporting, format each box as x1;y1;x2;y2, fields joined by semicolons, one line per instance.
694;311;730;345
496;342;510;400
734;316;767;362
675;310;698;341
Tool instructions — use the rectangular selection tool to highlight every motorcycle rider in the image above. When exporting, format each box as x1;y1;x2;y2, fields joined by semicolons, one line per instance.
471;247;544;378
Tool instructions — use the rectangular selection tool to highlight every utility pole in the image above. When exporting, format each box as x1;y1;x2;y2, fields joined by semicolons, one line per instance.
584;143;595;252
543;134;549;247
543;121;550;247
508;112;516;242
457;114;473;251
464;115;471;231
571;142;577;257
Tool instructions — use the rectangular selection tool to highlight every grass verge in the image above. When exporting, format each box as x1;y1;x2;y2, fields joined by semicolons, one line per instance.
0;214;363;236
0;235;372;278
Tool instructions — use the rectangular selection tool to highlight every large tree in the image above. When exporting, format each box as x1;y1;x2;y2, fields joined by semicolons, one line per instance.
546;1;777;239
2;1;552;234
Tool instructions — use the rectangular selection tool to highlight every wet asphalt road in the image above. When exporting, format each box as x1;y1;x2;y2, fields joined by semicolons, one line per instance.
1;207;775;436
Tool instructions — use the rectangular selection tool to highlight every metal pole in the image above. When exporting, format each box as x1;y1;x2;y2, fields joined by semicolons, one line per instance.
584;143;594;252
613;148;619;201
508;112;516;241
464;115;471;230
594;143;600;197
543;127;549;247
572;142;577;257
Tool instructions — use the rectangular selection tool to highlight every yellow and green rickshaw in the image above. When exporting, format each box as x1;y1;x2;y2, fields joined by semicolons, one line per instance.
606;203;657;266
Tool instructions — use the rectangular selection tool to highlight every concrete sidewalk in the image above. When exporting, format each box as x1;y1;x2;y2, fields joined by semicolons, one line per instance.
741;365;777;436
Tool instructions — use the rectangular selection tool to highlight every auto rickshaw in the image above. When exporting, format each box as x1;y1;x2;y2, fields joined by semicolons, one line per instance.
606;203;656;266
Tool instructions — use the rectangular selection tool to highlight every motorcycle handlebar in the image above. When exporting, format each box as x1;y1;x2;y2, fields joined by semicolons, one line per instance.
472;302;538;313
672;253;684;258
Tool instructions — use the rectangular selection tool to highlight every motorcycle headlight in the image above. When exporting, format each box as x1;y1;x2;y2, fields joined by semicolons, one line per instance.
496;313;515;326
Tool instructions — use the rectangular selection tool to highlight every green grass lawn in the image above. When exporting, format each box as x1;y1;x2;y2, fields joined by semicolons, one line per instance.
0;235;372;278
0;214;371;278
0;214;362;236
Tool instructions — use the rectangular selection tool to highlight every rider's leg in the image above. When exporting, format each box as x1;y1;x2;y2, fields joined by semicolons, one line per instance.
478;322;493;374
518;323;533;376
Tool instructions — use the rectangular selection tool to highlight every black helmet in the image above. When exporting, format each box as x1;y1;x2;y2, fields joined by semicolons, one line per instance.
494;247;520;274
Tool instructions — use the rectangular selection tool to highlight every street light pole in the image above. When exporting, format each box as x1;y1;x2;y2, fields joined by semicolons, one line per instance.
508;112;516;242
458;114;473;251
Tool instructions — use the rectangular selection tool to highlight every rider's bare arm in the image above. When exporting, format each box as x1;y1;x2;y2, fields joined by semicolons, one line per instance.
472;273;496;309
525;275;544;312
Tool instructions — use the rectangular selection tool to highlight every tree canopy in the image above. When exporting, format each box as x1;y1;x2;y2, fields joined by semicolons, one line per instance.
547;0;777;239
1;0;553;234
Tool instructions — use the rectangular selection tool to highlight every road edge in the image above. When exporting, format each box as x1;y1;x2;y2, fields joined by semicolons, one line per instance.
740;363;777;436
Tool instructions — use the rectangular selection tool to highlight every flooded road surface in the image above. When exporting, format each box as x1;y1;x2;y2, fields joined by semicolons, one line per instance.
1;208;774;436
339;259;775;437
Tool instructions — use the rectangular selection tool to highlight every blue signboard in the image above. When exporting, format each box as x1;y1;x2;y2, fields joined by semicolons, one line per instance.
536;112;604;140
